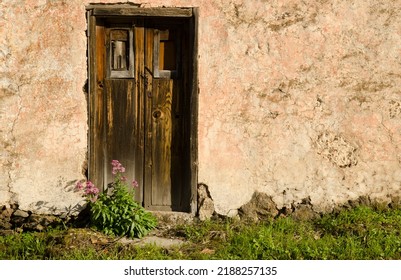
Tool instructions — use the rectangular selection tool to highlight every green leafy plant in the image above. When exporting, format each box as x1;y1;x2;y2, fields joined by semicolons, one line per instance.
76;160;157;238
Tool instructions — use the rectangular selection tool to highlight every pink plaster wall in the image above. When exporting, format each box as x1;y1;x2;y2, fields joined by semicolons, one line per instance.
1;0;401;216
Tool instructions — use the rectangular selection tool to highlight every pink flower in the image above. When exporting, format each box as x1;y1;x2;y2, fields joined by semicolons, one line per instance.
132;180;139;188
84;181;100;195
75;181;84;191
111;160;126;175
76;179;99;202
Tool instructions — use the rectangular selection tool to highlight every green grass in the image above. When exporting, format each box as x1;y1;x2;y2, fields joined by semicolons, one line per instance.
1;206;401;259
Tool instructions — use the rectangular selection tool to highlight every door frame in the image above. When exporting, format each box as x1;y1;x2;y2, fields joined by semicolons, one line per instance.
86;5;199;214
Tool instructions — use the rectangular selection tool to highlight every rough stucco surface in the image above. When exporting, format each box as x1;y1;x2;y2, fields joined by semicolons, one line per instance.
0;0;88;214
199;0;401;216
1;0;401;217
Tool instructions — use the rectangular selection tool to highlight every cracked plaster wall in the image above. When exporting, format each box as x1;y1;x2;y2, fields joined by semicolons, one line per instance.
1;0;401;217
0;0;88;214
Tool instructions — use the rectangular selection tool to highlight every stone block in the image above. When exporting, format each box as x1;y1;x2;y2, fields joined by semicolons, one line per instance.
238;192;278;221
197;184;215;221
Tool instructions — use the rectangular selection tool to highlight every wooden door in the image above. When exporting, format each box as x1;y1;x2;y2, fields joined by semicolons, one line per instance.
143;24;189;211
90;18;192;212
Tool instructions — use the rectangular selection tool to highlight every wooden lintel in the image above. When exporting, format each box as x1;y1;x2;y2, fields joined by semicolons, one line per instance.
92;7;193;18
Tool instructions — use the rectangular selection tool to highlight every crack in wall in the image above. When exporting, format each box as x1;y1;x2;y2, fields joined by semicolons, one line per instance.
379;112;401;167
6;89;23;204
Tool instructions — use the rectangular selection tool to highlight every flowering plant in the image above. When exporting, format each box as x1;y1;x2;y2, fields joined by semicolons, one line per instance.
75;180;100;203
76;160;157;238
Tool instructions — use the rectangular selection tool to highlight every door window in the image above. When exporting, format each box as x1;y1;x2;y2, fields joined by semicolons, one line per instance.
153;29;180;79
108;28;134;78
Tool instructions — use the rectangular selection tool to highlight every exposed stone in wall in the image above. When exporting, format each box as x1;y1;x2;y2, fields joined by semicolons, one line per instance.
315;131;358;168
0;205;14;230
197;184;215;221
238;192;319;222
290;197;320;221
344;195;372;210
237;193;401;223
388;100;401;119
0;204;68;231
152;211;194;229
2;194;401;234
238;192;278;221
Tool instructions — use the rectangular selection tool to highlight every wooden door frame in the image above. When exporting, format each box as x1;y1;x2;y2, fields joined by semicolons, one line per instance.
86;5;199;214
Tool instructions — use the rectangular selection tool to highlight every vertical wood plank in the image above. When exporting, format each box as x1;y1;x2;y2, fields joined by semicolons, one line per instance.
189;9;199;214
104;79;137;190
96;24;106;190
151;79;173;207
89;19;107;191
101;25;141;196
144;23;192;211
144;27;154;209
88;14;97;187
134;22;145;203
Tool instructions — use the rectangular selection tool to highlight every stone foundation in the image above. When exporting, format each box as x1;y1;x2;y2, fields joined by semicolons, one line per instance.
0;204;74;232
2;192;401;232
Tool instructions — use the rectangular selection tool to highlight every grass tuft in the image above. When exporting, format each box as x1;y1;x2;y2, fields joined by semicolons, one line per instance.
1;206;401;259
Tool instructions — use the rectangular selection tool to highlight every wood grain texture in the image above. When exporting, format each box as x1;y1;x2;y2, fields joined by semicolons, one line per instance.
89;15;196;212
104;79;139;190
151;79;173;207
144;27;154;209
89;22;106;190
189;8;199;214
133;23;145;203
88;14;97;187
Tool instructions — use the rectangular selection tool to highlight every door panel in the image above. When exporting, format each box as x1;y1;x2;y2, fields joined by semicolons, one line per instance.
91;18;191;212
104;79;142;200
149;76;186;209
90;24;106;192
144;26;187;211
151;79;173;207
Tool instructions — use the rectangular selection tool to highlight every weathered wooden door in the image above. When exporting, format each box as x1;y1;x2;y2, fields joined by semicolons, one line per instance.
89;14;195;212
